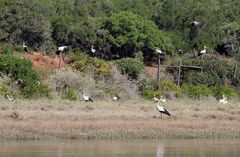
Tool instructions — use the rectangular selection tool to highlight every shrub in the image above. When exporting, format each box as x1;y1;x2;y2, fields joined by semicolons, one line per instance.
72;54;111;78
142;89;163;100
64;87;78;101
0;53;51;98
116;58;144;79
182;84;213;99
211;86;238;99
171;56;233;86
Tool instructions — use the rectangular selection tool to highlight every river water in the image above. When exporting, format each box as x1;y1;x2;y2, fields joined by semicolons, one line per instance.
0;139;240;157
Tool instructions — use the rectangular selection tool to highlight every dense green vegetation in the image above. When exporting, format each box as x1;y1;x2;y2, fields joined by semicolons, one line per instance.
2;0;240;56
0;50;51;98
1;0;240;100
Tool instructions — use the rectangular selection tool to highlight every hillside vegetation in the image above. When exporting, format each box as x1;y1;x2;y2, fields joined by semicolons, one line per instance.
1;0;240;100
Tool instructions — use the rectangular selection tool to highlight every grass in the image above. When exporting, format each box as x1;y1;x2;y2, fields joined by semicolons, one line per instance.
0;97;240;140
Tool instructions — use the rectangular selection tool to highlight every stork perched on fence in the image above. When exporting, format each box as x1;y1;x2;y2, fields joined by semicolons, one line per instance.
156;47;163;54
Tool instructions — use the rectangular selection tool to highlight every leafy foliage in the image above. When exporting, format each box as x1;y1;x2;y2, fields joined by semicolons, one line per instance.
0;52;51;98
116;58;144;79
72;54;111;78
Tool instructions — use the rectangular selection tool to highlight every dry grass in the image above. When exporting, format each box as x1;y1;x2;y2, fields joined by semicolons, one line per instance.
0;97;240;140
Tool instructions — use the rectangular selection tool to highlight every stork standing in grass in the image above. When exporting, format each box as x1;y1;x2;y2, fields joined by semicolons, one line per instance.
23;42;28;52
56;46;68;69
82;91;94;102
155;102;170;118
198;46;207;57
5;95;15;102
112;95;120;101
218;95;228;104
159;96;167;103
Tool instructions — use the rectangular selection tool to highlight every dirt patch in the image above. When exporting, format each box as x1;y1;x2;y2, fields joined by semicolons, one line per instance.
19;51;66;71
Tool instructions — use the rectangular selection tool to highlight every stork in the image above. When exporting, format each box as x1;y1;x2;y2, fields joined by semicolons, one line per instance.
153;94;159;103
198;46;207;57
218;95;228;104
159;96;167;103
22;42;28;52
56;46;68;69
112;96;120;101
178;49;183;55
56;46;68;55
5;95;15;101
156;102;170;118
91;45;96;54
191;20;201;27
82;91;94;102
156;47;162;54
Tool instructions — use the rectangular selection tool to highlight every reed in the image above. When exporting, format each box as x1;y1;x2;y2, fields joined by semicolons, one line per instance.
0;97;239;139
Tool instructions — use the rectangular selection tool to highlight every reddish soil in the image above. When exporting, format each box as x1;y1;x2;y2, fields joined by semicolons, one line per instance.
19;52;65;71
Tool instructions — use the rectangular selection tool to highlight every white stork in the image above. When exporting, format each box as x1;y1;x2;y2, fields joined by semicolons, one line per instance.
218;95;228;104
56;46;68;69
112;96;120;101
5;95;15;101
156;102;170;118
22;42;28;52
56;46;68;55
191;20;201;27
82;91;94;102
91;45;96;54
156;47;162;54
160;96;167;103
198;46;207;57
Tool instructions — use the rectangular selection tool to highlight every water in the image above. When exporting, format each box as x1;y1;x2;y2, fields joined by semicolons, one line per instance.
0;139;240;157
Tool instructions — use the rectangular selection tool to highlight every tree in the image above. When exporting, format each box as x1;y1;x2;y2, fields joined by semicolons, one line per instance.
102;11;174;60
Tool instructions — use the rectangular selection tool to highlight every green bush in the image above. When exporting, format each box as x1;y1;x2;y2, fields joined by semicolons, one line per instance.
116;58;144;79
172;56;233;86
63;87;78;101
0;53;51;98
211;86;238;99
142;89;163;100
182;84;213;99
72;54;111;78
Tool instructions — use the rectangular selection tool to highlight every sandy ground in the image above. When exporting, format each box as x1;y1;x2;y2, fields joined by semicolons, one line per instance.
0;97;240;140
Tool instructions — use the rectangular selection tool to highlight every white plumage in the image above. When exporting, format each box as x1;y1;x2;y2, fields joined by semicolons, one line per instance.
191;20;201;26
160;96;167;103
91;45;96;54
112;96;120;101
198;46;207;57
22;42;28;52
156;47;162;54
82;91;94;102
57;46;68;52
5;95;15;101
218;95;228;104
156;103;171;118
